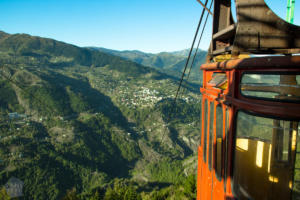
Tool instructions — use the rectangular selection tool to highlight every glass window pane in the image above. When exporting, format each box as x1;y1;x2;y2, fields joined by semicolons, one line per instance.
208;102;214;171
241;73;300;102
215;105;223;179
233;111;299;200
203;100;208;162
236;111;273;142
208;73;228;89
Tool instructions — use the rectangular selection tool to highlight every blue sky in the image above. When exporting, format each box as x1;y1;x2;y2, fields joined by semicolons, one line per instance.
0;0;299;53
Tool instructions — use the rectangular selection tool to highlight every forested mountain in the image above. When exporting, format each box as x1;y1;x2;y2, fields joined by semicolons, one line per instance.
89;47;207;83
0;31;201;199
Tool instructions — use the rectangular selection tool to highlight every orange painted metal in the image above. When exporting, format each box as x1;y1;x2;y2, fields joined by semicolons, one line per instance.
212;102;224;200
197;56;300;200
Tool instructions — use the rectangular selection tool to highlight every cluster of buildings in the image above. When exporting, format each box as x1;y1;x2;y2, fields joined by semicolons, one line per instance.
8;112;27;120
117;86;198;108
118;86;166;108
90;73;200;108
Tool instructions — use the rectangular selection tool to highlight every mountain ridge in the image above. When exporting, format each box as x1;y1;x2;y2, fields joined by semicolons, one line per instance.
89;46;207;82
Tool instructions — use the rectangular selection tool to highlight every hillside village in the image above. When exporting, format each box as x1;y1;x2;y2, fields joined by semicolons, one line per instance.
117;86;197;108
87;70;200;109
0;31;203;199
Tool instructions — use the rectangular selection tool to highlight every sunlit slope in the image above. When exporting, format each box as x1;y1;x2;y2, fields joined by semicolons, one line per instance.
0;31;201;199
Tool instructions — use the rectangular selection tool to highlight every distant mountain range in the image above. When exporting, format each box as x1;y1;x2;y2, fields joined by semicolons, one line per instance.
0;31;201;199
89;47;207;82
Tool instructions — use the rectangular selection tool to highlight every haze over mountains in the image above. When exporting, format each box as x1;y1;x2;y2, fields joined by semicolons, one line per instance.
0;31;205;199
90;47;206;83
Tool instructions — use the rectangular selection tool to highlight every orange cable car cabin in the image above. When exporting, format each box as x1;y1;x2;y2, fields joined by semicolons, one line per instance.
195;0;300;199
197;56;300;200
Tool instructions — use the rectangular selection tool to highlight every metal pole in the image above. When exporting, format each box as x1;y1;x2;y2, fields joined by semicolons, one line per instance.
286;0;291;22
286;0;296;23
290;0;295;23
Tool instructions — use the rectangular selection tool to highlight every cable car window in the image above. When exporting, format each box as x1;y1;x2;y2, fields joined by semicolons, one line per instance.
203;100;208;162
236;111;272;142
215;105;223;180
208;73;228;89
208;102;214;171
240;73;300;102
233;110;299;200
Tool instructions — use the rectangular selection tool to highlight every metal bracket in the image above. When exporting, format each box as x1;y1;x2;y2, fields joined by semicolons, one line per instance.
208;0;300;60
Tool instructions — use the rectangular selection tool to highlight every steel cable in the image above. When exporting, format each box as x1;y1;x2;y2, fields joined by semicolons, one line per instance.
180;0;213;96
160;0;210;144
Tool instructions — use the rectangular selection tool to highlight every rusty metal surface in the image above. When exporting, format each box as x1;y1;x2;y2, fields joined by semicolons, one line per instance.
208;0;300;59
211;0;235;57
201;55;300;70
233;0;300;54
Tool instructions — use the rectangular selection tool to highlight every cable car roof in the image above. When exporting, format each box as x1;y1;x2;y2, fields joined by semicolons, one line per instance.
201;55;300;70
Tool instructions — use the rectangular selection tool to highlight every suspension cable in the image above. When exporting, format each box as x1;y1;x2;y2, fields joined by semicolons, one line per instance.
197;0;213;15
172;0;209;107
160;0;210;144
181;0;213;96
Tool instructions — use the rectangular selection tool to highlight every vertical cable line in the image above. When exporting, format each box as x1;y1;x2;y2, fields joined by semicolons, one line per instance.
180;0;213;96
173;0;209;106
160;0;209;144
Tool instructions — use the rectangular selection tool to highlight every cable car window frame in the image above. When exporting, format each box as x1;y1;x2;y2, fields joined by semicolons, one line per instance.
240;71;300;103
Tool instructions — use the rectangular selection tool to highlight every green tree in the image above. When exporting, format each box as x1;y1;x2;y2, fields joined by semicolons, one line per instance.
0;187;11;200
104;187;119;200
90;190;101;200
123;185;141;200
183;174;196;199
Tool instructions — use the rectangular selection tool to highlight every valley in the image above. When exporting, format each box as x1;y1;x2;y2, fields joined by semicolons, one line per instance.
0;31;205;199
